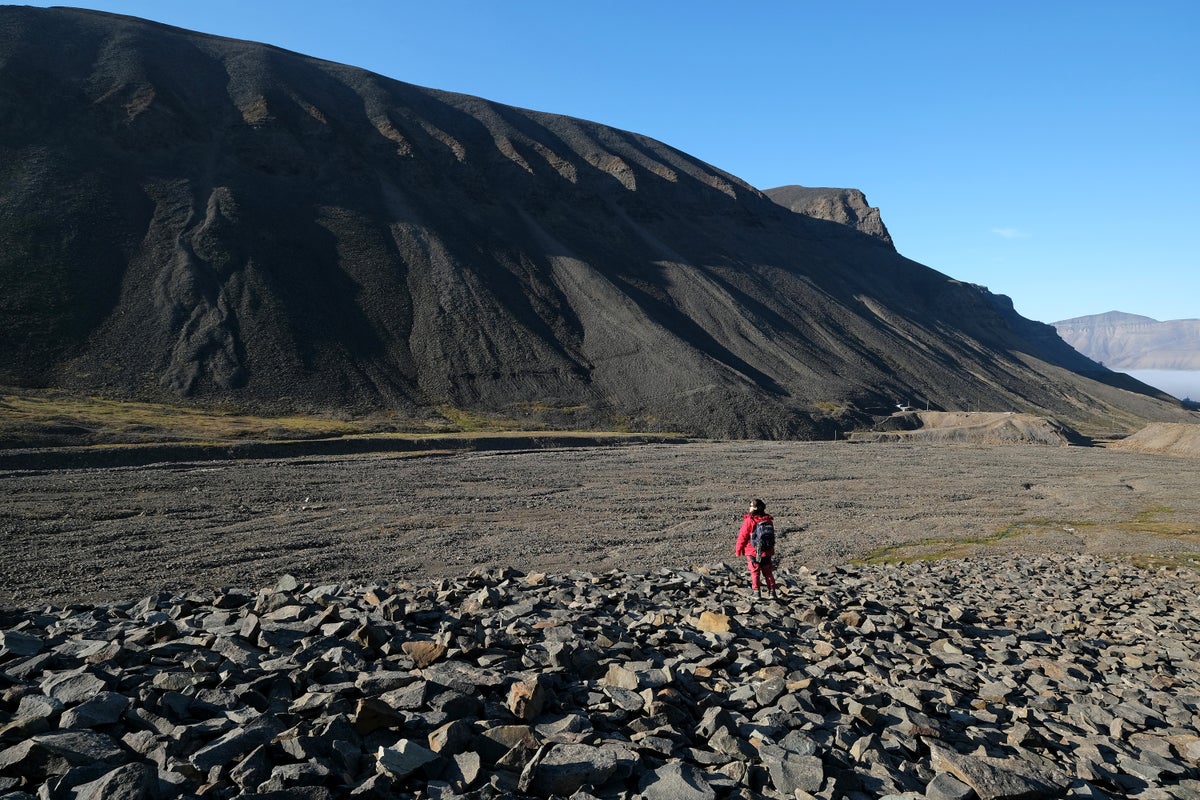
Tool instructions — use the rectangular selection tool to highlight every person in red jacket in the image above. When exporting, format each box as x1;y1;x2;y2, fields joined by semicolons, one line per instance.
735;498;777;598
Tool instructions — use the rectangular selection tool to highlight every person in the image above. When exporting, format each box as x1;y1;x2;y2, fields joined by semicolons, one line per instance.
735;498;777;598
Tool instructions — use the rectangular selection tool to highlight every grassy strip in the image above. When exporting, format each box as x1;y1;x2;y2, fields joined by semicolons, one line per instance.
1124;506;1199;537
0;392;395;443
1128;553;1200;572
0;389;688;470
857;506;1200;570
0;390;661;448
854;519;1093;565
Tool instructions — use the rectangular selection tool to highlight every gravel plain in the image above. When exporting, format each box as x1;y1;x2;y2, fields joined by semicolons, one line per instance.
3;440;1199;609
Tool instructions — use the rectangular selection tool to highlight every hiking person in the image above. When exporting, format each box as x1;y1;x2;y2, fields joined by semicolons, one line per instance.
735;498;777;598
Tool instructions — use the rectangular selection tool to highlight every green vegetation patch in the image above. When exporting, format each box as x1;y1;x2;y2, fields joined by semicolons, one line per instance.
1122;507;1199;537
1126;552;1200;573
0;389;686;450
855;519;1095;565
858;506;1200;570
0;391;380;446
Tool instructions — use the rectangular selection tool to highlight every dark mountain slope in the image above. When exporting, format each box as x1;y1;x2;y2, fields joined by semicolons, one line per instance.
0;7;1191;437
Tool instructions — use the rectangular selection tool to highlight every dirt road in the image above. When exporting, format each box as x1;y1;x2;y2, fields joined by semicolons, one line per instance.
3;440;1198;608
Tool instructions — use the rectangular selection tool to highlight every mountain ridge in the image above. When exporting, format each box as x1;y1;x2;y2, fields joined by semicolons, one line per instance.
1054;312;1200;371
0;7;1193;438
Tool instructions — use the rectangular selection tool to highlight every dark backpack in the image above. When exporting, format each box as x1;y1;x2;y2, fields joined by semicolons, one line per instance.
750;519;775;563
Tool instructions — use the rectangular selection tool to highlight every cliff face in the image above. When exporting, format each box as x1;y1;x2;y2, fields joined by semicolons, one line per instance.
0;7;1191;437
764;186;894;247
1055;312;1200;370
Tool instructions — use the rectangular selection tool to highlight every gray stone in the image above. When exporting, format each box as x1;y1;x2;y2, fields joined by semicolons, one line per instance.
520;743;618;797
709;727;756;760
603;685;644;713
40;671;108;705
428;719;478;755
760;744;825;795
0;693;64;738
0;730;124;777
925;771;975;800
637;761;716;800
0;630;43;657
928;742;1069;800
377;740;441;780
229;744;274;790
59;691;130;729
459;723;526;766
448;750;483;788
69;762;155;800
755;675;787;706
696;705;735;739
189;714;284;772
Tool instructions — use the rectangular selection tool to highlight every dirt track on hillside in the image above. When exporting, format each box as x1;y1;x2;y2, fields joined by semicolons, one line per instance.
3;441;1199;609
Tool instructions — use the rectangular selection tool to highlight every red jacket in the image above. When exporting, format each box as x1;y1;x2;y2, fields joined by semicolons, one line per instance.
735;513;774;558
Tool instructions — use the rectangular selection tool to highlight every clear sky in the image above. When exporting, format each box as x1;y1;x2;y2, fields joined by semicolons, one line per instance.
23;1;1200;324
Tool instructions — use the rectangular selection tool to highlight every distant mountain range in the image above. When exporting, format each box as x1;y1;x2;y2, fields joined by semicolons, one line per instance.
0;7;1193;437
1054;312;1200;371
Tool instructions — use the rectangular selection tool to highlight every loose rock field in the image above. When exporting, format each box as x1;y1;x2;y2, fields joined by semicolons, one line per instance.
2;440;1200;798
1;557;1199;799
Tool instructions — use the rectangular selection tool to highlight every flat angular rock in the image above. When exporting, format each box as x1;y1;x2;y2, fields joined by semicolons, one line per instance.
428;719;478;755
402;641;447;668
637;761;715;800
353;697;407;735
189;714;284;773
695;610;733;633
70;762;155;800
928;742;1068;800
476;725;537;765
0;693;64;738
377;740;440;780
0;630;43;657
760;744;825;795
755;675;787;706
59;691;130;729
0;730;124;777
926;771;975;800
446;749;482;788
41;671;108;705
507;677;546;722
601;663;641;690
521;743;618;798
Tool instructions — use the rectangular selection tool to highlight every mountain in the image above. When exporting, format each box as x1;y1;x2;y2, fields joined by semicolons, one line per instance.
765;186;894;247
1054;312;1200;371
0;7;1193;438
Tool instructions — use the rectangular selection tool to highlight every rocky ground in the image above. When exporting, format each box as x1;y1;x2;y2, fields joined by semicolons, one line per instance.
3;440;1200;798
1;556;1198;799
2;440;1199;609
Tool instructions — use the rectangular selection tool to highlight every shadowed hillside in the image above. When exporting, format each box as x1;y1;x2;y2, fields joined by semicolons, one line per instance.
0;7;1192;438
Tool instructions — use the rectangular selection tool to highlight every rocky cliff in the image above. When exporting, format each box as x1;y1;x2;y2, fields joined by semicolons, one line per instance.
0;7;1191;437
764;186;894;246
1055;312;1200;370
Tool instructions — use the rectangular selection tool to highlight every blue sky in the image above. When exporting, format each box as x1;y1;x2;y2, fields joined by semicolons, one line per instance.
25;1;1200;324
